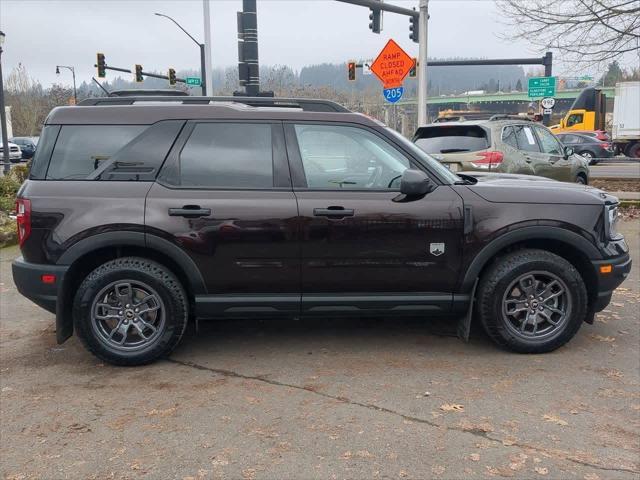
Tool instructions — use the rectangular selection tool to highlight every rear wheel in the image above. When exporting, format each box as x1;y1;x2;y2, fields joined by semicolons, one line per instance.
575;173;588;185
625;142;640;159
477;249;587;353
73;257;188;366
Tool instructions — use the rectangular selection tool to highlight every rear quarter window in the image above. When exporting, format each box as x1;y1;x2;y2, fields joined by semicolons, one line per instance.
414;125;489;154
44;121;184;181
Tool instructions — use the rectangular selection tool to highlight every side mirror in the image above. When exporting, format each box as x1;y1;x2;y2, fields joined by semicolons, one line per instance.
564;146;574;159
400;169;434;197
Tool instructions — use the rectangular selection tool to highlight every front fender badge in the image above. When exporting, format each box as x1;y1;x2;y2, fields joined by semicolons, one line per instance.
430;243;445;256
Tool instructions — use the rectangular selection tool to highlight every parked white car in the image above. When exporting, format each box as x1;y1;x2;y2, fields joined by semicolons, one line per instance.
0;140;22;163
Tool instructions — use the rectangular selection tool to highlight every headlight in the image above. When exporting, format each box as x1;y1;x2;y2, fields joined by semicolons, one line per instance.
606;205;621;239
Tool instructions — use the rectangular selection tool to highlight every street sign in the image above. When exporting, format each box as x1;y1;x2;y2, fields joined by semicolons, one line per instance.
383;86;404;103
541;97;556;109
370;39;415;88
363;61;373;75
186;77;201;86
543;108;553;115
528;76;556;98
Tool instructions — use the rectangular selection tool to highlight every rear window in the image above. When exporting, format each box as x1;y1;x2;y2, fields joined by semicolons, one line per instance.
414;125;489;154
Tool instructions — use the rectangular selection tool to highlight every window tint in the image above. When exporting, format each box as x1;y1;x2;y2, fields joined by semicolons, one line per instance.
174;123;273;188
501;126;518;149
535;127;563;155
559;134;578;144
294;124;410;190
29;126;60;180
46;125;146;179
514;125;540;152
414;125;489;154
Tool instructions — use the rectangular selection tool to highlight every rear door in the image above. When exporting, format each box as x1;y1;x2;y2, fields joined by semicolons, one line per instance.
286;122;464;315
145;120;300;317
512;124;545;176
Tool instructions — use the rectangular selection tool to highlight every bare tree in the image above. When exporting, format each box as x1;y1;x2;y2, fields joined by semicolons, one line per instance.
498;0;640;67
5;64;47;137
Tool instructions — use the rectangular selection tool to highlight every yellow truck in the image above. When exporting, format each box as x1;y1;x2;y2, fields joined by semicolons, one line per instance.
551;82;640;158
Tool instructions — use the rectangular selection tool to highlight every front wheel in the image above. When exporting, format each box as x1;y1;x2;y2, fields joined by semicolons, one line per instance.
73;257;188;366
477;249;587;353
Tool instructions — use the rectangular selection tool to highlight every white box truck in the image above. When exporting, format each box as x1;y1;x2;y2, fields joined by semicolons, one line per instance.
612;81;640;158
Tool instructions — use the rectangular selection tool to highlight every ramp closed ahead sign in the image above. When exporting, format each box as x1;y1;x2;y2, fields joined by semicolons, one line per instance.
370;39;415;89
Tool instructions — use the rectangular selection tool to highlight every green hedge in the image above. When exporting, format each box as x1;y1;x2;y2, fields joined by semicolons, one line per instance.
0;164;29;248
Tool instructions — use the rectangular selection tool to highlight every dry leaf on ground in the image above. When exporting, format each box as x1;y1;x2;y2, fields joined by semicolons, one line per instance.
440;403;464;412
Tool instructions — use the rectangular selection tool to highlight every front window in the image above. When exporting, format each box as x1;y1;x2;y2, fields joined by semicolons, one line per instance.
566;113;583;127
294;124;410;190
535;127;563;155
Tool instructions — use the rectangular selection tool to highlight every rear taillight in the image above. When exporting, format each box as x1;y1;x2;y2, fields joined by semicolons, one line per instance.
16;198;31;247
601;142;611;149
471;151;504;169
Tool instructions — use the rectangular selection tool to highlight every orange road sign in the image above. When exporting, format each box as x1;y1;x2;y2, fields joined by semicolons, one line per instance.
370;39;415;89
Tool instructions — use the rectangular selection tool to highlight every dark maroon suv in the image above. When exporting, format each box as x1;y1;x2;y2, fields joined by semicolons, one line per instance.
12;96;631;365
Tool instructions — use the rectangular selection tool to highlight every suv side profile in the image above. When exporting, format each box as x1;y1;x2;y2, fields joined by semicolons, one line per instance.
413;116;590;184
12;97;630;365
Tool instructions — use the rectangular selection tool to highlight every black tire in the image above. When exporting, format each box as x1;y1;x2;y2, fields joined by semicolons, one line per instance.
73;257;188;366
625;142;640;159
575;173;588;185
477;249;587;353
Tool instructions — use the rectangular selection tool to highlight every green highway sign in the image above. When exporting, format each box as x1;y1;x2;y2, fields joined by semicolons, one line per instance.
186;77;201;86
528;76;556;98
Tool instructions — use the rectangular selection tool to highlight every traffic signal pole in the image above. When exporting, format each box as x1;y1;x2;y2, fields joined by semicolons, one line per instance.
417;0;429;127
202;0;213;96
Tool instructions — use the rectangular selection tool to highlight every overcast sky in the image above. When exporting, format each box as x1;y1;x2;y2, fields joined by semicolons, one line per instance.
0;0;620;88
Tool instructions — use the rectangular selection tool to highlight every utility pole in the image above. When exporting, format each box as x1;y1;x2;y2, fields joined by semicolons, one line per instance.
56;65;77;104
202;0;213;96
417;0;429;127
0;31;10;175
154;12;208;95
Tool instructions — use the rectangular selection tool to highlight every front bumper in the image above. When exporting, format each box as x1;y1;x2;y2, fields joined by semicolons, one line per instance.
590;252;632;312
12;256;68;314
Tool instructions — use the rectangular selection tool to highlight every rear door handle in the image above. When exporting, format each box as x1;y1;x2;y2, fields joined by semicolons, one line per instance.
313;207;354;218
168;205;211;218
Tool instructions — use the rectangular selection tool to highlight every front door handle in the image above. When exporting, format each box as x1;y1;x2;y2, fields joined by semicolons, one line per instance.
168;205;211;218
313;206;354;218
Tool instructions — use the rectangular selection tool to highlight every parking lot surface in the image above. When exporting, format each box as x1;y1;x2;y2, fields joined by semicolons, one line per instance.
1;221;639;480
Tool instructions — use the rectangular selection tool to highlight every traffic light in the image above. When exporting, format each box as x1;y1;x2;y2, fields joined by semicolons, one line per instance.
135;64;143;83
97;53;106;78
409;14;419;43
409;58;417;78
348;61;356;82
368;7;381;34
168;68;176;86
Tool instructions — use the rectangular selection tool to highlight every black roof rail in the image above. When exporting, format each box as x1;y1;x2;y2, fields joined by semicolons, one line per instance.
77;96;351;113
108;89;190;97
488;114;534;122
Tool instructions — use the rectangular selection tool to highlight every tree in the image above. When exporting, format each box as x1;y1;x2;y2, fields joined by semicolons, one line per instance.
5;64;46;137
515;79;523;91
498;0;640;67
599;60;625;86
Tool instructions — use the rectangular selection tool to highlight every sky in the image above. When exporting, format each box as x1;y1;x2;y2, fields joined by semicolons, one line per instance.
0;0;623;89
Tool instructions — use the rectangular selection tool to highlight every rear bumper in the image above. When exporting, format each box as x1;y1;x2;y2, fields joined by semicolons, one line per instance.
591;253;632;312
11;256;68;314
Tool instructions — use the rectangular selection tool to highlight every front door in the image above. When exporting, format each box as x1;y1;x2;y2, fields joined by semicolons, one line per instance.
532;126;574;182
145;121;300;317
285;122;464;315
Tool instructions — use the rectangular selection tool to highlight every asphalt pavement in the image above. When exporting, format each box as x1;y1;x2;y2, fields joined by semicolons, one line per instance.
590;163;640;179
1;221;639;479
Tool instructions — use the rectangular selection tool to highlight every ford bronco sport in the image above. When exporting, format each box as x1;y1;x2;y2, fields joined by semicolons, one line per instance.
12;96;631;365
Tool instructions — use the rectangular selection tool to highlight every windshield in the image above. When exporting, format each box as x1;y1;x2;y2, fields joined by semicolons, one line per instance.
383;127;460;184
